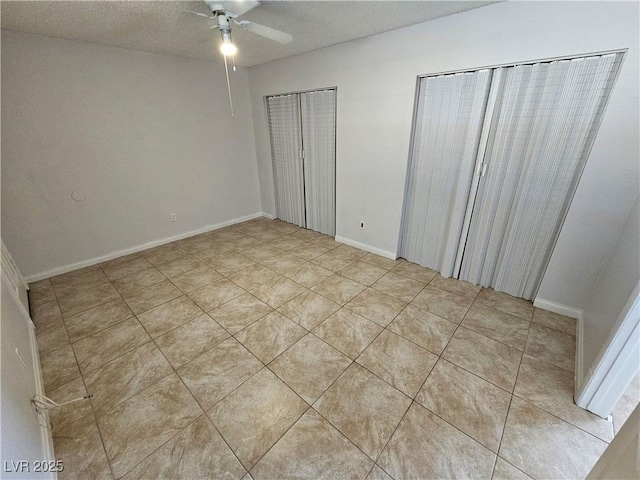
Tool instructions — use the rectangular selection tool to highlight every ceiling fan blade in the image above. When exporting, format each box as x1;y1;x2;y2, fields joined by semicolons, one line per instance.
244;21;293;44
225;0;260;17
188;10;214;19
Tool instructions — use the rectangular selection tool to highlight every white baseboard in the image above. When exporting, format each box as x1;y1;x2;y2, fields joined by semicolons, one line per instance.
575;313;585;392
25;212;268;283
334;235;397;260
533;297;583;320
261;212;275;220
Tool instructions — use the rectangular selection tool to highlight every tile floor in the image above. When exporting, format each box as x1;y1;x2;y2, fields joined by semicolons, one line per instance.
31;217;617;479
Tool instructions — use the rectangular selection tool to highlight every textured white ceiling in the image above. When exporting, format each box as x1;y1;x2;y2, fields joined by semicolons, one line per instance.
1;1;498;67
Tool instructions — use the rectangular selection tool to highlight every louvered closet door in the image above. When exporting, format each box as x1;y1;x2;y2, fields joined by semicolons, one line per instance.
459;53;624;299
300;90;336;236
399;70;492;276
267;94;305;227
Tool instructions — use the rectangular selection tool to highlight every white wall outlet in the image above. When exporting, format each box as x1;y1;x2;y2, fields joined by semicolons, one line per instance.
170;213;177;222
360;221;365;229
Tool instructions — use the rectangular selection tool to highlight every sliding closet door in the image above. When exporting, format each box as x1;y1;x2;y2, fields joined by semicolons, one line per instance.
300;89;336;236
399;70;492;276
459;53;623;299
267;94;305;227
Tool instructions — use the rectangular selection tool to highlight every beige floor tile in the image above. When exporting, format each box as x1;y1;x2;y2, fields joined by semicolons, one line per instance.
313;308;383;359
443;327;521;391
142;243;188;266
391;260;438;283
429;274;481;300
52;267;111;298
121;415;245;480
85;341;172;417
29;279;57;305
242;243;284;262
387;304;457;355
250;276;307;308
462;303;530;350
308;234;340;250
36;318;70;356
339;261;387;286
193;245;232;265
188;278;246;312
171;265;223;293
345;288;407;327
58;282;120;317
64;298;134;343
73;318;150;374
525;323;575;372
284;263;334;288
235;311;306;363
334;244;368;258
499;397;607;479
269;333;351;404
222;235;264;252
228;264;280;290
47;376;93;437
121;280;182;315
251;409;372;480
361;253;400;271
41;344;81;393
260;253;307;274
312;250;358;272
314;363;411;459
378;402;495;479
372;272;425;302
178;337;263;410
290;242;329;261
30;299;64;332
366;465;393;480
52;417;113;480
98;373;202;478
208;368;308;470
515;355;613;441
416;359;511;452
312;274;366;305
174;234;219;254
155;314;230;368
209;293;273;333
101;254;153;281
112;267;166;295
207;252;256;276
532;308;576;336
357;330;437;397
268;235;305;251
492;458;533;480
411;285;473;323
277;290;341;330
476;288;534;321
136;295;203;338
155;255;204;278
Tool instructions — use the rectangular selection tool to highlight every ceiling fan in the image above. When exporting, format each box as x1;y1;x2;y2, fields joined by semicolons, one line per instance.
191;1;293;114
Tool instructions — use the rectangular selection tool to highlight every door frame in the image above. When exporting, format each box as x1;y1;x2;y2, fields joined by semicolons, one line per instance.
575;280;640;418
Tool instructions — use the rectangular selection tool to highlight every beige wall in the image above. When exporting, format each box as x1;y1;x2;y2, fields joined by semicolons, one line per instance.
1;30;262;279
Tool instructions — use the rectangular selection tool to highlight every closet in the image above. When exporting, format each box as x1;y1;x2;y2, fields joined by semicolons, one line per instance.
399;52;624;300
266;88;336;236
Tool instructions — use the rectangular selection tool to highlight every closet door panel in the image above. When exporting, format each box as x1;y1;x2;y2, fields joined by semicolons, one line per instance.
399;70;491;276
460;54;623;299
267;94;305;227
300;90;336;236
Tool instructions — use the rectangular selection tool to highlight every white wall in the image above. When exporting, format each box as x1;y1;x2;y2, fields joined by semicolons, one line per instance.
248;1;639;312
1;30;261;280
580;196;640;390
